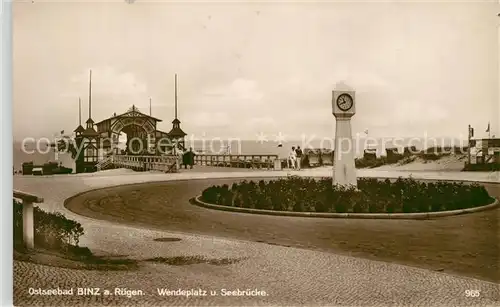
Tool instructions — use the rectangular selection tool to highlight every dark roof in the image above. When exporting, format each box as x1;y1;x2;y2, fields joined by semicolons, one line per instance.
167;127;187;137
172;118;181;124
155;130;170;137
94;108;163;125
73;125;85;133
86;118;95;124
82;127;99;137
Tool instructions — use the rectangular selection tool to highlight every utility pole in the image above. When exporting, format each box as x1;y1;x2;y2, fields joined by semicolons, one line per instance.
468;124;474;165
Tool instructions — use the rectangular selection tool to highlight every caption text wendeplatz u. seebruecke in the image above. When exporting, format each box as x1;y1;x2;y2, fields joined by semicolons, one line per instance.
28;287;268;298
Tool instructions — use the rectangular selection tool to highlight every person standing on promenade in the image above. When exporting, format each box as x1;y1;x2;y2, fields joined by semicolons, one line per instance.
295;146;303;170
181;147;188;169
289;146;297;170
175;145;183;169
185;147;196;169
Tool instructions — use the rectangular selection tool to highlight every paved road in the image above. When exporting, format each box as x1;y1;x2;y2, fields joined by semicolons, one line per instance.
13;168;500;306
65;177;500;283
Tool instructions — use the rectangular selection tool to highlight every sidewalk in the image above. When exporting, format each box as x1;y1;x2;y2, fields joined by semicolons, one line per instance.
13;169;500;306
76;167;500;188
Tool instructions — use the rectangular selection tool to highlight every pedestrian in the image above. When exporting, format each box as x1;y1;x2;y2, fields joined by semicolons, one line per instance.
295;146;303;170
176;145;184;169
186;147;196;169
289;146;297;170
182;149;188;169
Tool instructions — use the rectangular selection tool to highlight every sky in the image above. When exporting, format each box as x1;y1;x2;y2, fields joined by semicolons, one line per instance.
12;0;500;142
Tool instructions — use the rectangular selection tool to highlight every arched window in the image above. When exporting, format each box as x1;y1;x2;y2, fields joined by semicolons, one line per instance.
86;148;94;157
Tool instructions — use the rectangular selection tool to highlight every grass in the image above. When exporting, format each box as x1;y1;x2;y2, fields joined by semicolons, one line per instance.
65;178;500;283
14;247;139;271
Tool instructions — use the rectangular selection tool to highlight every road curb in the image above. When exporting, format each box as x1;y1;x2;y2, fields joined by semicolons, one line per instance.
193;196;499;220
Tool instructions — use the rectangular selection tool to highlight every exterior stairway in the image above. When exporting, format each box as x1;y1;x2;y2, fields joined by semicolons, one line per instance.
96;156;114;171
96;155;180;173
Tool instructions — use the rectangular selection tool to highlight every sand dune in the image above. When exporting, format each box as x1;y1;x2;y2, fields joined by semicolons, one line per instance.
372;154;467;172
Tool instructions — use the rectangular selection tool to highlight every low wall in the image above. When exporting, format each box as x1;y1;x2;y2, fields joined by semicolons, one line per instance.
193;196;499;220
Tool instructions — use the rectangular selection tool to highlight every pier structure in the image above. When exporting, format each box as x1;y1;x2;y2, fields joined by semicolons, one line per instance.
59;71;280;173
69;71;186;173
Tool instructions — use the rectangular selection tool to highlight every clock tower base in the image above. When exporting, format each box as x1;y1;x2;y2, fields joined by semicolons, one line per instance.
332;117;357;188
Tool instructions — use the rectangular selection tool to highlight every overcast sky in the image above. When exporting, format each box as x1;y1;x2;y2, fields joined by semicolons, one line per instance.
13;1;500;141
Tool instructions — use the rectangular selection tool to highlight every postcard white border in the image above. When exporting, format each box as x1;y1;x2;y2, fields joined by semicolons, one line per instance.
2;0;14;305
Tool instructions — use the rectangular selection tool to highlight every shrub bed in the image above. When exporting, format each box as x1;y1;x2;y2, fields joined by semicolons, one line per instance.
200;177;494;214
355;156;390;169
13;199;87;255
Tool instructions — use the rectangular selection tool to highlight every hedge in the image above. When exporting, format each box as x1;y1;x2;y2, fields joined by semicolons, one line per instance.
201;177;494;214
13;199;85;252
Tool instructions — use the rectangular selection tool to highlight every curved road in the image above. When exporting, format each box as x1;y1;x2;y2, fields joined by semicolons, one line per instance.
66;177;500;283
13;169;500;306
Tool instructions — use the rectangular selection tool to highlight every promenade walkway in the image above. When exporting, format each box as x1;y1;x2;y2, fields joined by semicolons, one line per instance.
13;168;500;306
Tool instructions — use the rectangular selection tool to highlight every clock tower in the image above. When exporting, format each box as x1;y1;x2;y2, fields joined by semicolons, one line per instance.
332;89;357;188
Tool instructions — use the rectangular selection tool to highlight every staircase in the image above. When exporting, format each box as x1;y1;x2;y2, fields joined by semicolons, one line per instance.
96;156;114;171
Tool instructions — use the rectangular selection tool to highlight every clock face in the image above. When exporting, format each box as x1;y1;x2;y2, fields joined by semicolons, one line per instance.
336;94;353;111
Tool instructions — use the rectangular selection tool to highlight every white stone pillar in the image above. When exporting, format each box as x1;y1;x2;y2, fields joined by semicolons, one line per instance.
22;201;34;249
333;117;357;187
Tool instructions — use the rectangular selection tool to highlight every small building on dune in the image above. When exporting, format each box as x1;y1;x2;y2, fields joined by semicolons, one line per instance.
363;148;377;160
469;138;500;165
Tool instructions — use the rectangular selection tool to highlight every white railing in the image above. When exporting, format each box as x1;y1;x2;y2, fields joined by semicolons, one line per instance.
111;155;179;173
194;154;279;169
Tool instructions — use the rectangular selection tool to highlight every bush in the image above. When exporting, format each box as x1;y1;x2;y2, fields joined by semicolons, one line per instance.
13;199;85;251
355;156;389;169
399;156;417;165
420;153;441;161
200;177;494;214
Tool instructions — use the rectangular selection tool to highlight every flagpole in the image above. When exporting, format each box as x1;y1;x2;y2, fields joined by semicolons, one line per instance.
78;97;81;126
468;124;471;165
175;74;178;119
365;129;369;149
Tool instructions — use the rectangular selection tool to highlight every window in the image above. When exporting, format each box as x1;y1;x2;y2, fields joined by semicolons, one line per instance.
84;156;97;162
86;148;95;157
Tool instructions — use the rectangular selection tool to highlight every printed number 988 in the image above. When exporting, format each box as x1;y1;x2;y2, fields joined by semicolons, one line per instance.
465;290;480;297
